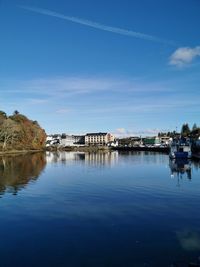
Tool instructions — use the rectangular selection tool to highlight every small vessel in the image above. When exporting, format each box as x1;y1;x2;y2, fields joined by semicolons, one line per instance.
169;138;192;159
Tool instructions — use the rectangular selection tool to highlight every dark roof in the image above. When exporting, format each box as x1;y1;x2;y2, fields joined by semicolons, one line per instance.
86;132;107;136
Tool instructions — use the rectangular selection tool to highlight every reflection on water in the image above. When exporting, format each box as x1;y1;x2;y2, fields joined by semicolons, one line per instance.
177;230;200;251
169;159;192;180
193;159;200;171
1;151;199;193
0;151;200;267
46;151;199;178
46;150;169;167
0;152;46;195
46;150;119;166
118;150;168;165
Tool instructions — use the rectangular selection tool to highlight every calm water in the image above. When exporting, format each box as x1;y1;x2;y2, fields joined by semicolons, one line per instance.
0;151;200;267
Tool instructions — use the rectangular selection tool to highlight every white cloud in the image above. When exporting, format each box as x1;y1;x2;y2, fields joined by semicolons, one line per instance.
28;98;49;104
169;46;200;67
56;108;70;114
2;76;168;99
116;128;126;134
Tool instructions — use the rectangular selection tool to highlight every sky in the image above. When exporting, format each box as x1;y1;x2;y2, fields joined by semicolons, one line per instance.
0;0;200;136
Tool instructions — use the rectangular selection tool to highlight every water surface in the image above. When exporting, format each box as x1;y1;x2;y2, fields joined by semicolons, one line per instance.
0;151;200;267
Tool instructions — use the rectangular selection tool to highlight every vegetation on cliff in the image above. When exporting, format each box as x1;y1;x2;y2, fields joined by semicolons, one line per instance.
0;110;46;151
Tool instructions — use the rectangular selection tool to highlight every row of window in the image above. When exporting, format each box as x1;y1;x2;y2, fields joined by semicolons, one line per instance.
86;138;106;140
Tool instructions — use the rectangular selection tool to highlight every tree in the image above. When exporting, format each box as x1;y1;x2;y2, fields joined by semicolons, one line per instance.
0;110;46;151
0;111;7;126
192;123;198;131
0;119;19;150
0;111;7;118
181;123;190;137
32;120;41;128
13;110;19;115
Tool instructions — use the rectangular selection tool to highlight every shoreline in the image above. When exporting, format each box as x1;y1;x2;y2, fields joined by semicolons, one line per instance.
0;149;45;156
1;146;200;159
46;145;170;153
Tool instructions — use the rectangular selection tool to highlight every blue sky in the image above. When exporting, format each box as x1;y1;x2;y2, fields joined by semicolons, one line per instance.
0;0;200;135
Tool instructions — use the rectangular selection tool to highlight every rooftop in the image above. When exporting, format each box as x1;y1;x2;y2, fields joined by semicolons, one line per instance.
86;132;108;136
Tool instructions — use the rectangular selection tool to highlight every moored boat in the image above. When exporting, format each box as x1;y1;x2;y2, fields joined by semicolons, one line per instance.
169;138;192;159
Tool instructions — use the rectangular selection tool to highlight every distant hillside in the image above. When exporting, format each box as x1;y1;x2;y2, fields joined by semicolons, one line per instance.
0;111;46;151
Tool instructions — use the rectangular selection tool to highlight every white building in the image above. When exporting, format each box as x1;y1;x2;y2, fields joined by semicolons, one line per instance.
60;134;85;147
46;132;115;147
46;134;61;146
85;132;115;146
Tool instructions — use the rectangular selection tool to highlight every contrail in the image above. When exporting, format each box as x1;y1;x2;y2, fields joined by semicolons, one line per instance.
19;5;175;45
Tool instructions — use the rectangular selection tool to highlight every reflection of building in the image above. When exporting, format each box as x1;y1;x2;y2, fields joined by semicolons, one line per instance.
85;133;115;146
169;159;192;180
46;151;118;166
46;151;85;163
84;151;118;166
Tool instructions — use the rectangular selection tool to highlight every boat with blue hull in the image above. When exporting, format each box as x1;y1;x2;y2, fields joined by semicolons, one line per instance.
169;138;192;159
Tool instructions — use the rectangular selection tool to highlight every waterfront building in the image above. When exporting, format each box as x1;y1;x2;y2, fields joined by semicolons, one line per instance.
85;132;115;146
46;132;115;147
118;136;142;147
159;136;171;145
60;135;74;146
143;136;170;146
73;135;85;144
46;134;61;146
60;134;85;147
143;137;160;146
